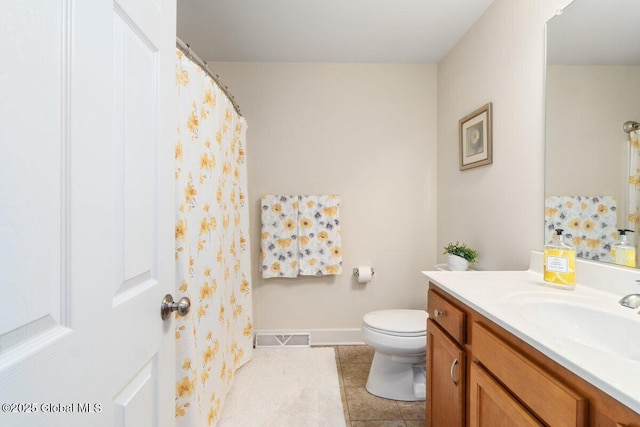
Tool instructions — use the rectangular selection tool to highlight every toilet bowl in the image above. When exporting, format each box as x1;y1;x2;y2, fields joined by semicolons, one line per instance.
362;309;428;401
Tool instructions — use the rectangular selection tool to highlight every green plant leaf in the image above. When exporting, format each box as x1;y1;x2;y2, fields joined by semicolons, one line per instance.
443;241;478;264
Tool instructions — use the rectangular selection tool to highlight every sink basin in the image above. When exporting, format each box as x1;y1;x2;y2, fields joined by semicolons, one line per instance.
518;299;640;361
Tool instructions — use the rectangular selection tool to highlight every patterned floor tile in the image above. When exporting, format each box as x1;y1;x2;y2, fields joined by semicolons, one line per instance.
345;387;402;420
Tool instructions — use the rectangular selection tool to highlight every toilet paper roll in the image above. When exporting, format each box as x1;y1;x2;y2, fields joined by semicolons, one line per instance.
357;266;373;283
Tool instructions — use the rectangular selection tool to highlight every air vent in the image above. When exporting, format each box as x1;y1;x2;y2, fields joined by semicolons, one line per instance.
254;332;311;348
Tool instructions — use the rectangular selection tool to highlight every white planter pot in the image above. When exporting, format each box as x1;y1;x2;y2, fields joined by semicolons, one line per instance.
447;254;469;271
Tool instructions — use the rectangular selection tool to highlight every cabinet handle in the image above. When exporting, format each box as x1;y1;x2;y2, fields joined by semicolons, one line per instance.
433;309;444;318
450;358;459;386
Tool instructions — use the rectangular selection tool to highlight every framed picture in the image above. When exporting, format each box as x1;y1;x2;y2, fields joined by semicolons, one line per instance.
459;102;492;170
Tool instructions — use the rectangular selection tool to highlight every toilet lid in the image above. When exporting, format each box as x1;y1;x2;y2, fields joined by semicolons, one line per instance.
363;309;428;337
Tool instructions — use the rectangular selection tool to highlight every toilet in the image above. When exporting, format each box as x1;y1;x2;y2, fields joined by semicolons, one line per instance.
362;309;428;401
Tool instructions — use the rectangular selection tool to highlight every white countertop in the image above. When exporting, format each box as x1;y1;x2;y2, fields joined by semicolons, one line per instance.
423;254;640;414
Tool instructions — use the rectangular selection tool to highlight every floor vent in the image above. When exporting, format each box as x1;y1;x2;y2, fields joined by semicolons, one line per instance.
254;332;311;348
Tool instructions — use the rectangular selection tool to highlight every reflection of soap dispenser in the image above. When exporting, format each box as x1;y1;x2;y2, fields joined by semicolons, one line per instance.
611;229;636;267
543;229;576;290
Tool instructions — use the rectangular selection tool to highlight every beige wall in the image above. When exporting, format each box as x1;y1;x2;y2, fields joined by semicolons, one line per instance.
436;0;571;270
546;65;640;224
209;0;581;334
211;63;438;334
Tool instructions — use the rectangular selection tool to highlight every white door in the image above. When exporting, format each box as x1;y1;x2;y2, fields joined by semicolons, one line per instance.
0;1;177;426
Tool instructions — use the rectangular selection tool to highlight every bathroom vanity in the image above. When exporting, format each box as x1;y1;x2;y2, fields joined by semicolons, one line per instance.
423;254;640;426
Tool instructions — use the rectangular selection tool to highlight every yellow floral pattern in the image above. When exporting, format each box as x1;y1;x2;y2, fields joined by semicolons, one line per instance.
545;195;617;262
298;195;342;275
175;50;253;427
629;130;640;256
260;195;299;278
261;195;342;277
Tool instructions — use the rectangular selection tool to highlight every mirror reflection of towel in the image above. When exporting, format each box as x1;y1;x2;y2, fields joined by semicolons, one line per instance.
544;195;617;262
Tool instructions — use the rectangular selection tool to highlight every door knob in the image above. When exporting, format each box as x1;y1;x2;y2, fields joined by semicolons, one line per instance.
160;294;191;320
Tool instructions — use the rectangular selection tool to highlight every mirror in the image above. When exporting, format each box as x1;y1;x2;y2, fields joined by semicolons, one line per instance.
545;0;640;267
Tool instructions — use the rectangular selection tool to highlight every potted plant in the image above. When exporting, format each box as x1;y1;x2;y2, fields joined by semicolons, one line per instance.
443;242;478;271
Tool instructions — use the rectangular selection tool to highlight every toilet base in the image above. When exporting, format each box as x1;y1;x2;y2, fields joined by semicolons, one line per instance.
365;352;426;401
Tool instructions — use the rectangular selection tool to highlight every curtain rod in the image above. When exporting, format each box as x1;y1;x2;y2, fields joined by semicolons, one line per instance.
176;37;242;117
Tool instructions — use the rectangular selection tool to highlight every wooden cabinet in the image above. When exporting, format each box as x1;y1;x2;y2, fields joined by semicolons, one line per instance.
469;362;543;427
470;321;588;427
427;319;466;426
472;321;587;426
427;289;467;426
427;289;465;343
426;283;640;427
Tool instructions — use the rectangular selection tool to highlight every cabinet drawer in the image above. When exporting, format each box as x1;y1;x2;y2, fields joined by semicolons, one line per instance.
473;322;587;426
428;289;466;344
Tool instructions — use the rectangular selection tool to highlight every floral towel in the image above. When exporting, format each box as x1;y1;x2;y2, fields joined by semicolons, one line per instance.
545;196;618;262
298;195;342;276
260;195;342;278
261;195;300;278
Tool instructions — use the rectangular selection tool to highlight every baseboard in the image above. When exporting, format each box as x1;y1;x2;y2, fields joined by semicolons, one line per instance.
253;328;364;346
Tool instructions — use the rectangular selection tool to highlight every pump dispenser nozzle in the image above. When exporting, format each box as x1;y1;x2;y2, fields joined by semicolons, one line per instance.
551;229;565;243
617;229;634;243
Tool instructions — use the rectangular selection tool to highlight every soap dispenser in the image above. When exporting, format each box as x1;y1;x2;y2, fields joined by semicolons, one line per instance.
543;228;576;290
611;229;636;268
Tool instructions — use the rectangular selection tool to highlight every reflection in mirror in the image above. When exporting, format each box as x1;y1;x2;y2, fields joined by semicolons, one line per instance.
545;0;640;268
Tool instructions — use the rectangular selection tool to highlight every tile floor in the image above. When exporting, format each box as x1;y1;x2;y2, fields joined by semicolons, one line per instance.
331;345;426;427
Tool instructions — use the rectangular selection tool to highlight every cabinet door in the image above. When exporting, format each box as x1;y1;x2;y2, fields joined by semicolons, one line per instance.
469;362;544;427
473;322;587;426
427;319;466;427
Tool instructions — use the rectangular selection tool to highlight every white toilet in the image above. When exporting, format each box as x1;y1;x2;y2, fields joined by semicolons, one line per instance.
362;309;428;401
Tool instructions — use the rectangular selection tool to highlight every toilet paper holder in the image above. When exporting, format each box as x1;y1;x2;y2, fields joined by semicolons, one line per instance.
352;267;375;277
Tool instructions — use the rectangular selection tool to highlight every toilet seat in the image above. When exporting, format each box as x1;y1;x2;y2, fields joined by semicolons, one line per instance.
362;309;427;337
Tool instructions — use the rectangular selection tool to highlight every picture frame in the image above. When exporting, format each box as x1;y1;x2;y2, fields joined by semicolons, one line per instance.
459;102;492;170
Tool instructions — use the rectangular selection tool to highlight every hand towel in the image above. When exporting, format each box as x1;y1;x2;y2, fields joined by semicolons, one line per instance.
297;195;342;275
260;195;300;278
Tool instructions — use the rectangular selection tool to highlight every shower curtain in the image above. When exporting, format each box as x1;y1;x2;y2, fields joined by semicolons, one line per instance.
174;50;253;427
628;129;640;261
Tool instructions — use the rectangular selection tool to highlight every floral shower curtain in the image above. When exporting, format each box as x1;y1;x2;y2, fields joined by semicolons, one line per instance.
628;129;640;261
174;50;253;426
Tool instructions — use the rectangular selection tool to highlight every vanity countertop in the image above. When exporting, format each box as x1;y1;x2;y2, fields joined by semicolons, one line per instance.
422;266;640;414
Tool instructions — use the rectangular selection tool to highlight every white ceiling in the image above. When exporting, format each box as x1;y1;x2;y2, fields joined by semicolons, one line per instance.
177;0;495;63
547;0;640;65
